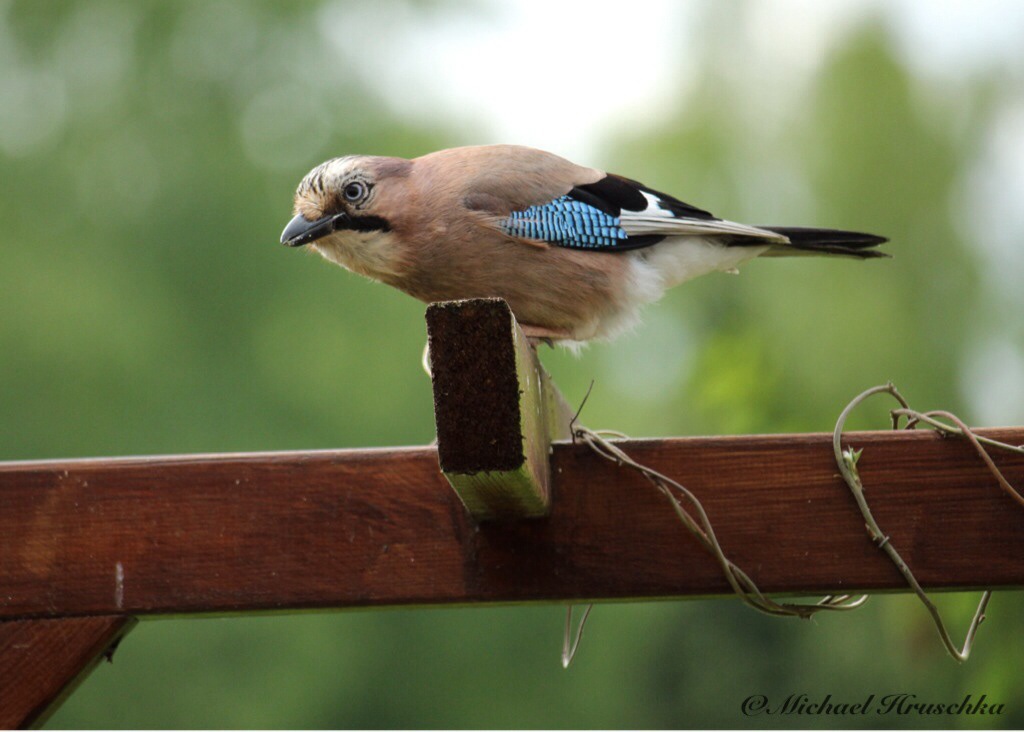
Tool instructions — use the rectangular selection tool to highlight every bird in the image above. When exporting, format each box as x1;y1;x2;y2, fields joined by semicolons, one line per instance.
281;144;887;346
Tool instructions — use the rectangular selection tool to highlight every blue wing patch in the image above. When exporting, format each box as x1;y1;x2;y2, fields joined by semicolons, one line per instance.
499;195;629;249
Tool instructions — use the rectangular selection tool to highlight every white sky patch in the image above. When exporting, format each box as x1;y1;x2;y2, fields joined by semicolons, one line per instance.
961;336;1024;426
886;0;1024;77
954;101;1024;305
318;0;1024;162
746;0;1024;80
320;0;689;161
743;0;864;77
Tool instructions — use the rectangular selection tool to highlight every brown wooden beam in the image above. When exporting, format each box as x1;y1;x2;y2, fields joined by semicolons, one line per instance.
1;429;1023;621
0;616;135;729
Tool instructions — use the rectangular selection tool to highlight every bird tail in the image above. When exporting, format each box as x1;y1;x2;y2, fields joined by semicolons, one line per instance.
754;227;890;259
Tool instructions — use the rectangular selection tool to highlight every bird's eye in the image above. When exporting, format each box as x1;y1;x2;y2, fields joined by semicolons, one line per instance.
343;181;367;202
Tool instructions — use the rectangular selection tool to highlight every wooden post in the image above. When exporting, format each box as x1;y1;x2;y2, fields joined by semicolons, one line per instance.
425;298;575;520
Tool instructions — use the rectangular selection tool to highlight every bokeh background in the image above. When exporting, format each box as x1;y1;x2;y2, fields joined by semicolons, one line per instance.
2;0;1023;727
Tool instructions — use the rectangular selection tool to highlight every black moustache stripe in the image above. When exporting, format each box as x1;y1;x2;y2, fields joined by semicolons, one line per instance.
345;215;391;233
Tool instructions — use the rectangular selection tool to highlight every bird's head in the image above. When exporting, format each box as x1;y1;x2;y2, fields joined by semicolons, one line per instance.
280;155;398;248
281;155;414;281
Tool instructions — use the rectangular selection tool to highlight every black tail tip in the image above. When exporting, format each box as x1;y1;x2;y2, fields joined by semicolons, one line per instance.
749;226;890;260
764;226;888;248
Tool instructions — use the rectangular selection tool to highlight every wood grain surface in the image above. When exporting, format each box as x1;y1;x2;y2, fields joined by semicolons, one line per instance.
2;429;1022;621
0;615;135;729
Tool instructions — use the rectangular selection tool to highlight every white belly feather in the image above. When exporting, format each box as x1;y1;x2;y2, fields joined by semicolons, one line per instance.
585;236;769;343
637;235;769;289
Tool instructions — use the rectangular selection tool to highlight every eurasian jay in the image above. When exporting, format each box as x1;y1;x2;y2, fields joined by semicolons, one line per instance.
281;145;887;344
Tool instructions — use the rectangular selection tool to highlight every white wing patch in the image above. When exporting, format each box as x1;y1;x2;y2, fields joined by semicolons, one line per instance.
619;191;789;242
636;191;675;218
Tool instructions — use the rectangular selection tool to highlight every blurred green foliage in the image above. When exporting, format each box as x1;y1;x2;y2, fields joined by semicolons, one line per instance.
1;0;1021;728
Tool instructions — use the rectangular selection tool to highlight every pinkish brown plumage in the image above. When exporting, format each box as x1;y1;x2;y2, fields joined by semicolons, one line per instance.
282;144;887;345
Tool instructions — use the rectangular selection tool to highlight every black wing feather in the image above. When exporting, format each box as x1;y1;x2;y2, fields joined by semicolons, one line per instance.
569;174;718;220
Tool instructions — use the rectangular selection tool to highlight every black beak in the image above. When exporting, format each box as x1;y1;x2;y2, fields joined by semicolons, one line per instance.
280;212;350;247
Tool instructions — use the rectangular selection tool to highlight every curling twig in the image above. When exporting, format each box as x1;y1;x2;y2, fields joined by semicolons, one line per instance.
831;382;1023;661
572;420;867;621
561;604;593;668
563;381;1019;666
890;408;1024;509
560;389;869;667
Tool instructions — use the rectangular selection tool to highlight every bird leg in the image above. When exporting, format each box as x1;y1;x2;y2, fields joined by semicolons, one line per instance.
519;324;572;349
